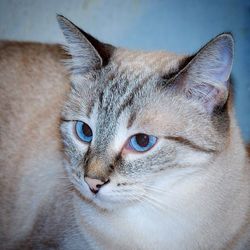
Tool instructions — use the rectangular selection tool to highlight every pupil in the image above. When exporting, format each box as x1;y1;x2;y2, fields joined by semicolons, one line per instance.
83;123;92;137
136;134;149;147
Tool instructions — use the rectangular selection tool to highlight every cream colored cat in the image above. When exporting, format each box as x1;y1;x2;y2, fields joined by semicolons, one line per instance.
0;15;249;250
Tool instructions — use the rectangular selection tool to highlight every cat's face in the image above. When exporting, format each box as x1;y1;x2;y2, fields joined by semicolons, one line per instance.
58;16;233;210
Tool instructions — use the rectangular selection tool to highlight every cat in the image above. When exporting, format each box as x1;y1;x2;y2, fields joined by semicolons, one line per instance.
0;15;249;250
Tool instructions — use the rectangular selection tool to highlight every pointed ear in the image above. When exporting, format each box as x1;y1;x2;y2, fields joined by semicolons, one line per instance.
57;15;115;74
170;33;234;113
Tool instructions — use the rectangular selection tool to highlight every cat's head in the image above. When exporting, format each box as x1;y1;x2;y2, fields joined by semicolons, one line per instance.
58;15;234;210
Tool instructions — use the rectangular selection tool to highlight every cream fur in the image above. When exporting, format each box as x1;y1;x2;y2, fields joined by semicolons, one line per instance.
0;40;249;250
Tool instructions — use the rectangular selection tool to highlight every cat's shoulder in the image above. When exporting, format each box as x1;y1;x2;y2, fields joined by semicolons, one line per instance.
0;41;67;83
0;41;69;117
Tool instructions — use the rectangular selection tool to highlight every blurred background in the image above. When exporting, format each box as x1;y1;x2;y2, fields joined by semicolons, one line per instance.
0;0;249;142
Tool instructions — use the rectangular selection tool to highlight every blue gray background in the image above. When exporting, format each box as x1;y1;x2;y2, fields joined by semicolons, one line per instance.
0;0;249;142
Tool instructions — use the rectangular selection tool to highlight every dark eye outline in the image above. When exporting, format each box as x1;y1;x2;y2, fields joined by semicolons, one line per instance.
75;121;93;143
127;133;157;153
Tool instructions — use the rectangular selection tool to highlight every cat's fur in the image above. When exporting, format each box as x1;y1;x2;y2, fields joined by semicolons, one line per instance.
0;15;249;250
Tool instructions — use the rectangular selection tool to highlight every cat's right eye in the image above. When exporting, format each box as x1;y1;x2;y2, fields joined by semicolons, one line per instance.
75;121;93;143
127;133;157;153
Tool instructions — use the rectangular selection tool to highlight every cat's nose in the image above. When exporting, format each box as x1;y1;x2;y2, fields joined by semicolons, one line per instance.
84;177;109;194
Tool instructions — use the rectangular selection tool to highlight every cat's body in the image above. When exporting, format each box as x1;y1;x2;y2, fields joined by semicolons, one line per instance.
0;41;71;249
0;16;249;250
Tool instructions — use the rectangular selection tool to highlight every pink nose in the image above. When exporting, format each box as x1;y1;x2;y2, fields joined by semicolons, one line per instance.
84;177;109;194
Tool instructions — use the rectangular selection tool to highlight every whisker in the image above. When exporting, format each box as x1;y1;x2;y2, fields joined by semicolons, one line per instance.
144;194;167;211
128;188;166;212
143;184;166;194
140;185;182;214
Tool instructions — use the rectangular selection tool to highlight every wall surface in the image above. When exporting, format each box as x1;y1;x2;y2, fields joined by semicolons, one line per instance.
0;0;249;141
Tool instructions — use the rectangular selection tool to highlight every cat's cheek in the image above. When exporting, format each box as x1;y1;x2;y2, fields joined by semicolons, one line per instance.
63;160;73;176
176;149;212;167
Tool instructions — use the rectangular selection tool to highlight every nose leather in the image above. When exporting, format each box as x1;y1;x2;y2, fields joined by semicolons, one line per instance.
84;177;105;194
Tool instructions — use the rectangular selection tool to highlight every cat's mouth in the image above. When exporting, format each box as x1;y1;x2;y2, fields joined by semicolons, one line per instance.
66;164;169;211
69;173;146;209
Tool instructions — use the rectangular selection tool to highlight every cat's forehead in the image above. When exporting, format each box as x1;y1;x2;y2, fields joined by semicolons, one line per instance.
65;49;188;122
112;48;186;76
95;49;188;105
94;50;186;123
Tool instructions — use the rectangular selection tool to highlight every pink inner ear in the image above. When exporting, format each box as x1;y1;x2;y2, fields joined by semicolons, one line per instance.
184;79;229;114
172;34;233;113
201;84;229;113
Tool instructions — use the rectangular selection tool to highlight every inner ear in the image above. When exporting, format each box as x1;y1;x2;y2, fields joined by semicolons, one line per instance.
168;33;234;114
79;28;115;67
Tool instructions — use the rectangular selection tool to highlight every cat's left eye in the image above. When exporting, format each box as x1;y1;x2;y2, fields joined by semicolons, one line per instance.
128;133;157;153
75;121;93;143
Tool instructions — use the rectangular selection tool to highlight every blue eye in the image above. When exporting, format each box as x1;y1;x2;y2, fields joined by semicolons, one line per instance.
129;134;157;152
75;121;93;143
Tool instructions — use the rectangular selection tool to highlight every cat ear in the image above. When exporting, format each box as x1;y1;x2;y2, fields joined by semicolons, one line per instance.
57;15;115;74
170;33;234;113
